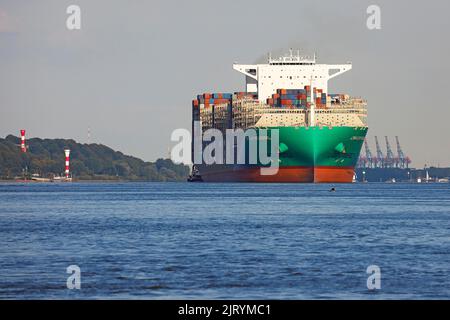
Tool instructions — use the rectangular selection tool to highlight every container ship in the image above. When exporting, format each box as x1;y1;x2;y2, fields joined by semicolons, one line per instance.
191;50;368;182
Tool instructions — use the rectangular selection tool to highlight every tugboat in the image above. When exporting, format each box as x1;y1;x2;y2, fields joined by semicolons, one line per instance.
187;165;203;182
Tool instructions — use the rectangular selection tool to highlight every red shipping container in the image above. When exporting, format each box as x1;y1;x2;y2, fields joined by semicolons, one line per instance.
281;99;292;105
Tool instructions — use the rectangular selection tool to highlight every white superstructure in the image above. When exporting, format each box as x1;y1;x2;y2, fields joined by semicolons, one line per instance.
233;49;352;101
196;50;367;133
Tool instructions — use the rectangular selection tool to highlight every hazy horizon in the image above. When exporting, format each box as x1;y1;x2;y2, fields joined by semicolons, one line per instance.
1;0;449;167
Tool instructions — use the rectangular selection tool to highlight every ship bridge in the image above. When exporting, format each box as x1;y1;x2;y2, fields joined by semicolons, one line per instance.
233;49;352;101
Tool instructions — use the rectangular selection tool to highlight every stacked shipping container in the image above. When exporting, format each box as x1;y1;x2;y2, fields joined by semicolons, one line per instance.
191;88;351;119
266;86;329;109
191;92;255;126
192;93;235;132
194;92;255;108
191;89;354;133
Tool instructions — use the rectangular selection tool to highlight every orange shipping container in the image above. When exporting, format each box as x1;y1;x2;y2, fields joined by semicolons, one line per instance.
214;99;229;104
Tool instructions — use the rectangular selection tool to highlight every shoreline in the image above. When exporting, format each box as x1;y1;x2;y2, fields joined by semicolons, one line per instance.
0;179;188;183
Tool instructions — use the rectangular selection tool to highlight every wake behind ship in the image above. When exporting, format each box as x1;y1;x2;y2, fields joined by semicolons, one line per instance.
191;50;368;182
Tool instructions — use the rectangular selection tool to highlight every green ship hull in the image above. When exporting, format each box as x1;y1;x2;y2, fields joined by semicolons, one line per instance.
198;126;368;183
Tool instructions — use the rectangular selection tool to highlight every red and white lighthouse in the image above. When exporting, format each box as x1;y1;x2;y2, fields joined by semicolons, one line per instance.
64;149;70;179
20;129;26;152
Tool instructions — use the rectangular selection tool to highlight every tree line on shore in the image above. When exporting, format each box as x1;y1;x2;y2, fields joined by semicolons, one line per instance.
0;135;189;181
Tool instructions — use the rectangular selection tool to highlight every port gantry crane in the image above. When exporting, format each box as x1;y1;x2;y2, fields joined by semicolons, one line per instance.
357;136;411;169
357;154;367;168
357;138;373;168
384;136;396;168
357;138;367;168
364;138;374;168
374;136;384;168
395;136;411;168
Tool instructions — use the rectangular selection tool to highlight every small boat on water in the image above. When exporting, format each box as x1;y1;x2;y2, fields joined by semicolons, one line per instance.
31;175;51;182
187;166;203;182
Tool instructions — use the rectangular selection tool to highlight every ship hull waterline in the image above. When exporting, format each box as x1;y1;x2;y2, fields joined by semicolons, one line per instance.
196;126;368;183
